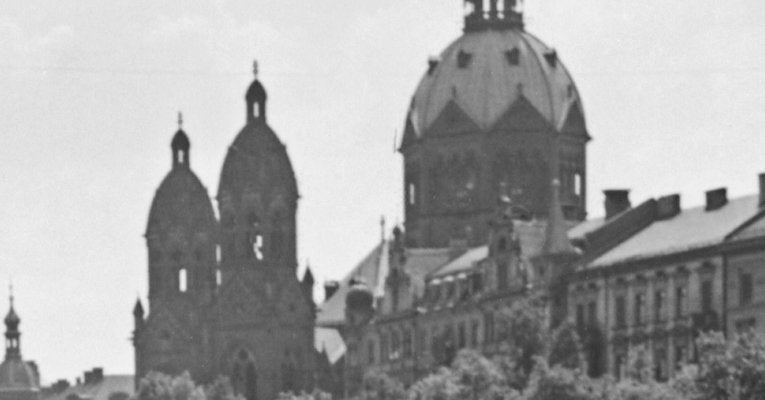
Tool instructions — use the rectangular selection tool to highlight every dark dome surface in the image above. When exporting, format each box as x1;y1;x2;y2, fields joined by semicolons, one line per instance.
0;359;36;390
146;168;215;235
217;119;298;204
408;28;584;136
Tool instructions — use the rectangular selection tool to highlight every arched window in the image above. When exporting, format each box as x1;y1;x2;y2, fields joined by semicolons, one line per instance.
178;269;187;293
215;269;222;287
408;182;417;206
232;350;258;400
177;150;185;164
574;173;582;197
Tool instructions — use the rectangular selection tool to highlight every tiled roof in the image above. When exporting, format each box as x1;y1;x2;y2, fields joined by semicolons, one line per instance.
43;376;133;400
401;248;453;295
591;194;760;267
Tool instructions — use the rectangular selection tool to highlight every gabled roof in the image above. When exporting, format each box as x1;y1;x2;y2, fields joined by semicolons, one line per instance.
591;194;760;267
316;241;387;327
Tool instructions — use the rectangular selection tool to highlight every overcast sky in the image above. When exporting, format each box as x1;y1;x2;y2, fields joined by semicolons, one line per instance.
1;0;765;386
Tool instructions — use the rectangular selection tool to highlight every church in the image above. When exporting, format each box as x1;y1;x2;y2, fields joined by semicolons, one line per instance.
133;63;316;400
316;0;765;394
136;0;765;397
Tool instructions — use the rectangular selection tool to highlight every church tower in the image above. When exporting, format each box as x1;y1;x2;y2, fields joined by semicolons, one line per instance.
214;61;315;400
0;292;40;400
136;116;217;382
400;0;590;248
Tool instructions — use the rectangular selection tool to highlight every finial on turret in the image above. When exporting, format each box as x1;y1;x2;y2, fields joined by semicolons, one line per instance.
253;60;259;79
380;215;386;242
177;112;183;130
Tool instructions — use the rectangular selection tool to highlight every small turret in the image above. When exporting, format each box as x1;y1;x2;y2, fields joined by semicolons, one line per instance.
302;266;315;300
345;278;374;326
245;60;268;123
4;288;21;361
133;298;144;330
171;113;190;169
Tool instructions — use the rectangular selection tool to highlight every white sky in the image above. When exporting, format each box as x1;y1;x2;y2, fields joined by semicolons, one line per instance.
1;0;765;386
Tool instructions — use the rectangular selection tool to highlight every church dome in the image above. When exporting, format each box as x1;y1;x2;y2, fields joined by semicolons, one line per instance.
0;359;36;390
407;22;584;136
146;125;215;237
217;118;298;207
147;168;216;235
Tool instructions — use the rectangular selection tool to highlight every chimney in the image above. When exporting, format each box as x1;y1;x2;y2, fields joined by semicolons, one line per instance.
323;281;339;300
656;194;681;220
83;371;93;385
759;173;765;207
92;367;104;382
604;189;631;219
705;188;728;211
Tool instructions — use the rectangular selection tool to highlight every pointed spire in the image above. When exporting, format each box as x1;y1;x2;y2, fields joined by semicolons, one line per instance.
133;297;144;319
4;286;21;361
380;215;387;242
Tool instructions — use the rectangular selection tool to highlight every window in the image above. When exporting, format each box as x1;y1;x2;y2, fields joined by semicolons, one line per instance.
215;245;222;263
253;234;264;261
634;293;645;325
472;273;483;293
408;183;417;206
215;269;222;287
178;269;187;293
403;329;412;358
675;342;686;371
380;334;389;361
505;48;520;66
735;318;756;333
470;320;479;347
654;290;666;322
484;312;495;343
615;296;626;328
675;286;687;317
457;50;473;68
576;304;585;330
574;173;582;196
588;301;597;326
391;331;401;360
654;346;668;382
740;272;754;306
701;280;713;312
367;340;376;364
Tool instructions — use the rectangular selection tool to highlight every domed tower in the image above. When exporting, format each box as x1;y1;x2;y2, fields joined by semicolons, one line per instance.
214;61;314;400
137;115;217;381
217;61;298;277
0;292;40;400
400;0;590;248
